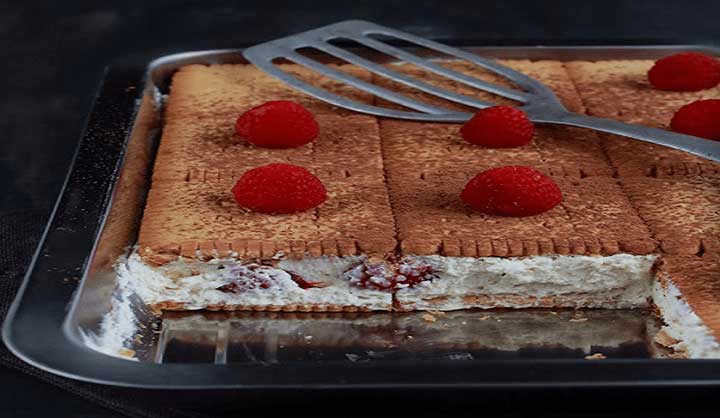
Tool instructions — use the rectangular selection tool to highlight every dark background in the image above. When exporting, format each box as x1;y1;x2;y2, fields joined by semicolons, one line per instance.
1;1;718;416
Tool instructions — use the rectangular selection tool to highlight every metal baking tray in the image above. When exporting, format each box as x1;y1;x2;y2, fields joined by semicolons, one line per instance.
5;45;720;390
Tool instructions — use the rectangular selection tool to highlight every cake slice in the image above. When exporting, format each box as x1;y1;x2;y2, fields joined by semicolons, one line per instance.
134;64;396;311
385;143;657;310
371;61;656;310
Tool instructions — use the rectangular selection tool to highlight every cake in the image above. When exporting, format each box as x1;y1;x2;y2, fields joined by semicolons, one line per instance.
123;57;720;357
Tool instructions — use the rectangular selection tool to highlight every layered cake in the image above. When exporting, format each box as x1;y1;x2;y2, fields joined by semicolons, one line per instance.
123;56;720;357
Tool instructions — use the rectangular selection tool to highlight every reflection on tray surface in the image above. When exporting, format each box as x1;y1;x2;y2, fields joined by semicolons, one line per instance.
154;310;660;364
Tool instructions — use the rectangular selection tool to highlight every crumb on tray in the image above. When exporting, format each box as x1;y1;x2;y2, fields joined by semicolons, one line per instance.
584;353;606;360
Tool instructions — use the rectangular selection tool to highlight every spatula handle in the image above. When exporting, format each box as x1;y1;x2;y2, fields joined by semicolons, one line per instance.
549;113;720;163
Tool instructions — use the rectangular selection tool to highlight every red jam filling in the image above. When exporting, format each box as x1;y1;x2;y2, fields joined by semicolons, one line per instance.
216;265;274;293
345;259;435;291
288;272;327;289
216;264;325;293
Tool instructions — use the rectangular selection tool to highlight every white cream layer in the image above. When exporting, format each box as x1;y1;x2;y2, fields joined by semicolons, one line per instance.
123;253;656;311
119;253;392;310
396;254;656;310
652;275;720;358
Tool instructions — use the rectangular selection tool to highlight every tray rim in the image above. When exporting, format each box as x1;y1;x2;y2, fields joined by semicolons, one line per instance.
4;44;720;389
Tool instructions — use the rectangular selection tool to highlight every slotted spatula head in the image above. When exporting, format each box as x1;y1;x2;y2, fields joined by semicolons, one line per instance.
242;20;565;122
243;20;720;162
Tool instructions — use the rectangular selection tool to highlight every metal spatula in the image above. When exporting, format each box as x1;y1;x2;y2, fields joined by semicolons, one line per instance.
243;20;720;162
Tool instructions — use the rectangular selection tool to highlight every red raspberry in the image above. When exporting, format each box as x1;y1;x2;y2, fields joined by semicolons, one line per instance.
461;166;562;217
235;100;319;148
232;163;327;214
670;99;720;140
648;52;720;92
460;106;534;148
